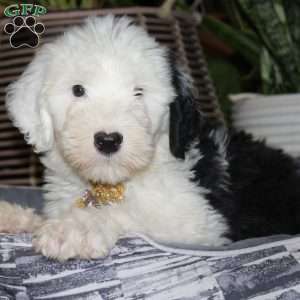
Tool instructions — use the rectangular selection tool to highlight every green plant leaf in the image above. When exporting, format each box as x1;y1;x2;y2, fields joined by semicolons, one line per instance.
237;0;300;93
206;56;243;123
202;15;261;66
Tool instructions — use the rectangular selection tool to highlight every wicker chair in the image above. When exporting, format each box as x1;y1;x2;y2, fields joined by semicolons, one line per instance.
0;7;222;186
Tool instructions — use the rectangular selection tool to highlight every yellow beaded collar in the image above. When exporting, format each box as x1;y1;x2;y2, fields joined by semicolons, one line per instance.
75;182;125;208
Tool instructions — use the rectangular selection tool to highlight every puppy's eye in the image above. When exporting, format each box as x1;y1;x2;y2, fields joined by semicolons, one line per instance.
134;87;143;97
72;85;85;97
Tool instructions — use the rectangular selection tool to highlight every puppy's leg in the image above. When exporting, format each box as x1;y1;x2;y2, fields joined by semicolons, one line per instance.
0;201;42;233
33;206;129;260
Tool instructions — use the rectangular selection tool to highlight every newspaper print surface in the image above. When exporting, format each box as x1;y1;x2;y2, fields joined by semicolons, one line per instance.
1;233;300;300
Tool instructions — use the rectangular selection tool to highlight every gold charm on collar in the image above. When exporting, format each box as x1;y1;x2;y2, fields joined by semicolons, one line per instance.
91;182;125;204
75;182;125;208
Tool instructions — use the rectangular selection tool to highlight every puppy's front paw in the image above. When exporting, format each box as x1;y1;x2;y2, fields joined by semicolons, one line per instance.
0;201;42;234
33;216;117;260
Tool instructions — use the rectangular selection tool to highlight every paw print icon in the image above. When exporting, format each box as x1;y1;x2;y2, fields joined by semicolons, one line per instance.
4;16;45;48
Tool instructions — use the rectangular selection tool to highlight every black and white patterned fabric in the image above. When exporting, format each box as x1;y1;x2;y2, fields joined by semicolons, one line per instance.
1;233;300;300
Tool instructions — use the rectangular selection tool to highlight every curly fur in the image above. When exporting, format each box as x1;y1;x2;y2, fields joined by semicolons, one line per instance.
1;15;300;260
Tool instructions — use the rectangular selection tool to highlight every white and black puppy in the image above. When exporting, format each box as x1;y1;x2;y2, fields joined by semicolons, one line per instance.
3;16;300;260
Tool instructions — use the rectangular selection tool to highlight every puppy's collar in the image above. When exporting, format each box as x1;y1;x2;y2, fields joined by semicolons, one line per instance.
75;182;125;208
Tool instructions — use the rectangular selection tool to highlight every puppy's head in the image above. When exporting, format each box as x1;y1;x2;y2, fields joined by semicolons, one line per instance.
7;16;198;183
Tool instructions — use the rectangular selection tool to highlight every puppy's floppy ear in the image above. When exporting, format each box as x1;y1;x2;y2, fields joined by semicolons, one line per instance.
169;59;200;159
6;47;53;153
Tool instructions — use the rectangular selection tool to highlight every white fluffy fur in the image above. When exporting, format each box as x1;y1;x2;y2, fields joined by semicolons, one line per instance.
0;201;42;233
3;16;229;260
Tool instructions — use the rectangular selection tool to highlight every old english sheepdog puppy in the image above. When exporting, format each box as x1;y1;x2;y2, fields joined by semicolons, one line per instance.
2;16;300;260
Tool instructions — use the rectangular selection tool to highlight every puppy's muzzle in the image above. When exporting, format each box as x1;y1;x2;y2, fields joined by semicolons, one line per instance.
94;131;123;155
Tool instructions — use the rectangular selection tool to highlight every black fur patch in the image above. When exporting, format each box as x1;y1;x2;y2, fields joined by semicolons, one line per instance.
168;56;300;241
169;56;200;159
227;131;300;240
190;123;235;240
190;125;300;241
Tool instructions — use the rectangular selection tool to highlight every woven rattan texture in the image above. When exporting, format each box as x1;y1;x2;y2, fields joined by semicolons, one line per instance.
0;8;221;186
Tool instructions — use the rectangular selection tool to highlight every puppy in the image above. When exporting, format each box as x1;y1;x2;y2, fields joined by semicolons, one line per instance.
3;16;300;260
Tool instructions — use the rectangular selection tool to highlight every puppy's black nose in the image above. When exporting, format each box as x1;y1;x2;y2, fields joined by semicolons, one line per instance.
94;131;123;154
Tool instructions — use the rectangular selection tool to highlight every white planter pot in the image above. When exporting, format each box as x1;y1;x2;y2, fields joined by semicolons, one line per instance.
230;93;300;157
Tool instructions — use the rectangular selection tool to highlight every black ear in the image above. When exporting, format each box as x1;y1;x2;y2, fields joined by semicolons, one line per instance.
169;62;200;159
